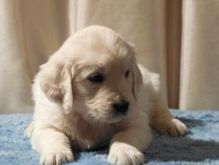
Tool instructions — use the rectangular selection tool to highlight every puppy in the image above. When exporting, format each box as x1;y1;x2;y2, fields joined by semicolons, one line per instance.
26;25;187;165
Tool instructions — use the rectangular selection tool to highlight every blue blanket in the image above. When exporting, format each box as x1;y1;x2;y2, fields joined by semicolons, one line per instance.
0;110;219;165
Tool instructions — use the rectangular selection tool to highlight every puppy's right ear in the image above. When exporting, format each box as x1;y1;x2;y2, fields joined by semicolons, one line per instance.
37;56;74;114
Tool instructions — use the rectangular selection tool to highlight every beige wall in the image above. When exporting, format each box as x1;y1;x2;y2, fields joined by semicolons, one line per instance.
0;0;219;113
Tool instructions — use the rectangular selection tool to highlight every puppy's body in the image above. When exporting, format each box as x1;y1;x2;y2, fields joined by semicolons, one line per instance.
27;26;187;165
30;72;150;150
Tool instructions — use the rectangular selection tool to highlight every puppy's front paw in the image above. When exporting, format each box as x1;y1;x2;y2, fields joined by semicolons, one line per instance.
40;148;74;165
158;118;188;137
107;142;144;165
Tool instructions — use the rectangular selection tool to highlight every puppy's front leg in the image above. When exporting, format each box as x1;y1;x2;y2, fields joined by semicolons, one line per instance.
107;126;151;165
31;128;73;165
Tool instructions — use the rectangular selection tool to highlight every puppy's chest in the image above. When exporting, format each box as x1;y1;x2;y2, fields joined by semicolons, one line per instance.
63;118;114;150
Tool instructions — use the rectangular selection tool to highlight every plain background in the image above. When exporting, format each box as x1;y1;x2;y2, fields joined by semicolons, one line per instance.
0;0;219;113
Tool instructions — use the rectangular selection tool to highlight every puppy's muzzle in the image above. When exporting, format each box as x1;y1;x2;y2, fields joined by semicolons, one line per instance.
112;100;129;115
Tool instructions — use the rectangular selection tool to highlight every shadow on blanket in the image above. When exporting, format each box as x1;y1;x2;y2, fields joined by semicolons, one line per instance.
146;134;219;162
144;115;219;163
74;116;219;164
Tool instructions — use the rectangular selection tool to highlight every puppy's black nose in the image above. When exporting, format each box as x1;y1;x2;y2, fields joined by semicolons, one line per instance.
113;100;129;114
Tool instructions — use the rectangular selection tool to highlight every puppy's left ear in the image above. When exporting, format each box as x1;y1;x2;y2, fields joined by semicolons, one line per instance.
131;63;143;100
62;66;74;114
38;59;74;114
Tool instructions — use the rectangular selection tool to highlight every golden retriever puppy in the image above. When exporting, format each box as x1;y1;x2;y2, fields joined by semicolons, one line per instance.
26;25;187;165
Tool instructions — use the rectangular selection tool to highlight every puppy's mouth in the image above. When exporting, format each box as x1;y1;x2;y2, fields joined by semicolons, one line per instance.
107;113;127;123
85;108;129;124
81;100;130;124
101;107;130;124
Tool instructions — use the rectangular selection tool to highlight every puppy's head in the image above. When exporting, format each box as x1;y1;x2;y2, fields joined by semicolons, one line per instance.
37;26;142;123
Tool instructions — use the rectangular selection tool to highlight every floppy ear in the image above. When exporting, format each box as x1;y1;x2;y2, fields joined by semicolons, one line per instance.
62;67;74;114
38;60;74;114
131;63;143;100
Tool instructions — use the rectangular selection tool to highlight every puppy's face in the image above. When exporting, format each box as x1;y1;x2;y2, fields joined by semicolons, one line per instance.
73;53;134;123
39;26;142;123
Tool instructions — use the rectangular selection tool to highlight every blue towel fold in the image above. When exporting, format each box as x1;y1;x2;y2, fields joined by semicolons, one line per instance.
0;110;219;165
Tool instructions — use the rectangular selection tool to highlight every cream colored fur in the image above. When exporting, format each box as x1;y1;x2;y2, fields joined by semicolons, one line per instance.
27;26;187;165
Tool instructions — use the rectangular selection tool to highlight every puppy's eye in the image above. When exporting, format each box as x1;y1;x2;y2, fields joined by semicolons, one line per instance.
88;73;105;83
125;70;130;78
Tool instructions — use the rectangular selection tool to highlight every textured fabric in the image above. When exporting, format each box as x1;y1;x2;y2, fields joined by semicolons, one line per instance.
180;0;219;110
0;110;219;165
1;0;219;113
0;0;69;113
